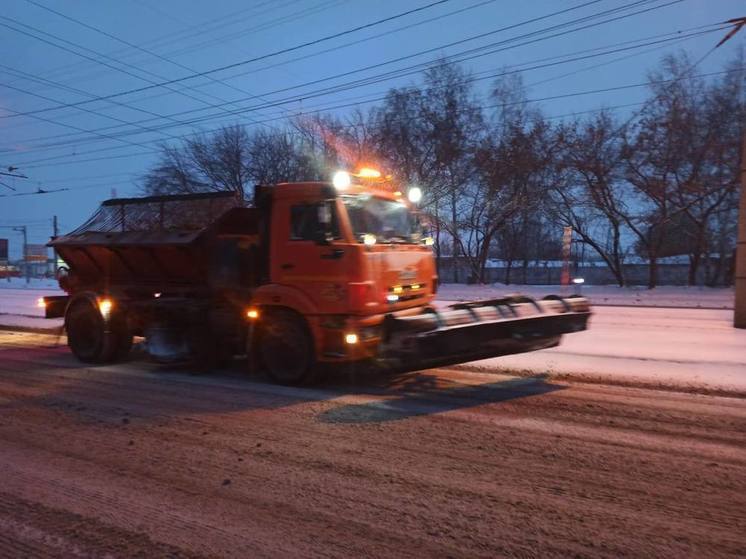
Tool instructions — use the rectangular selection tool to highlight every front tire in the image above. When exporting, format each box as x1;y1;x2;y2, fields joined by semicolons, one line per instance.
259;309;314;385
65;297;132;364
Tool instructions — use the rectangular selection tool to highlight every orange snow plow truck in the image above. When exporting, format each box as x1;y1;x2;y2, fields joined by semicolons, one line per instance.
43;171;590;384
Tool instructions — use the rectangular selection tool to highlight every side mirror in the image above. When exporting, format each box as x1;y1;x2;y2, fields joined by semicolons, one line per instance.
317;203;332;225
315;202;333;245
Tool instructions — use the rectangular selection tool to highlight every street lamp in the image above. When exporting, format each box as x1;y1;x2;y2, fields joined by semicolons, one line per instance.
572;277;585;295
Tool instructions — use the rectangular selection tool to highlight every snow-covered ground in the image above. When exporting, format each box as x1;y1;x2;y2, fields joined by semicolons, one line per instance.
439;283;734;309
1;280;744;394
457;305;746;395
0;277;60;291
0;278;63;330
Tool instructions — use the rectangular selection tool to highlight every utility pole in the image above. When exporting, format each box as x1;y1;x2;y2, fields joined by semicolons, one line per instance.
11;226;28;285
734;130;746;327
52;215;59;275
706;16;746;326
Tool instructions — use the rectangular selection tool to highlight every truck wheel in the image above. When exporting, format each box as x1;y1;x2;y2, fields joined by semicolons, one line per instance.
259;310;314;385
65;298;131;364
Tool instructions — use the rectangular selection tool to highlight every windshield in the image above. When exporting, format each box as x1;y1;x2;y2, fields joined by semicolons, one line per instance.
342;194;422;244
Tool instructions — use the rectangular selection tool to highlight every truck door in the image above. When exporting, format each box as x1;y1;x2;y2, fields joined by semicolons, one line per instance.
272;199;350;314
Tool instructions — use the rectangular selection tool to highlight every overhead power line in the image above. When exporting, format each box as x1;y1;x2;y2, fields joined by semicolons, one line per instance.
0;0;455;120
23;0;497;121
148;0;348;61
22;0;322;123
4;0;674;153
8;23;702;162
25;0;311;85
0;73;188;147
11;14;717;166
0;14;277;130
0;169;28;178
0;0;487;157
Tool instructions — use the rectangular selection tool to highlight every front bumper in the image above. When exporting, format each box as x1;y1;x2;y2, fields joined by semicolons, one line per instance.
319;295;591;369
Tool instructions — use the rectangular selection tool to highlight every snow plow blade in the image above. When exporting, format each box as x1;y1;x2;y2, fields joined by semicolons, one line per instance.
381;295;590;369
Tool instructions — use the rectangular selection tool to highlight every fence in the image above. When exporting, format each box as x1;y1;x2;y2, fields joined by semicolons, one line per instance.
437;256;734;286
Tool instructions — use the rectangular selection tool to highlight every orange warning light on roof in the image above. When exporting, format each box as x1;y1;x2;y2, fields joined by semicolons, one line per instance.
357;167;381;178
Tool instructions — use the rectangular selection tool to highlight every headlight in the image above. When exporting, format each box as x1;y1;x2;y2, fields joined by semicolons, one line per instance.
408;186;422;204
333;170;351;189
344;333;359;345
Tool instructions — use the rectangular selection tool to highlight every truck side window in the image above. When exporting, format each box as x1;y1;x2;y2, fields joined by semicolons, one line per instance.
290;203;339;240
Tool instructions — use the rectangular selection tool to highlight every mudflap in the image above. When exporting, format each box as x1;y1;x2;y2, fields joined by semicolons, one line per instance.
379;295;591;371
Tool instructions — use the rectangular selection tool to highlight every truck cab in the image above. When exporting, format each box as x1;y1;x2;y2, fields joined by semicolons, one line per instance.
251;173;437;378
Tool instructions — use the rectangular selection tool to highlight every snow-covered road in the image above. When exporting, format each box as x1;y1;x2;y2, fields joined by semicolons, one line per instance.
2;334;744;557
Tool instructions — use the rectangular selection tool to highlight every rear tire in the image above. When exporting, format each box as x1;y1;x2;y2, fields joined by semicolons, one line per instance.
259;309;314;385
65;297;132;364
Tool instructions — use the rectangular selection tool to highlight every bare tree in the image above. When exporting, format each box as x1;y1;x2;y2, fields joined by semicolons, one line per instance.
673;52;745;284
470;117;556;283
422;62;484;282
621;51;742;287
246;128;317;185
370;60;483;279
549;113;628;286
495;211;561;284
460;73;549;283
142;125;252;199
142;125;328;201
135;52;743;287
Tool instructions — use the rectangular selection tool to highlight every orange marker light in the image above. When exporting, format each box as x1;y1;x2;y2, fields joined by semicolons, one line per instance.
98;298;113;316
357;167;381;178
246;308;259;320
37;297;46;308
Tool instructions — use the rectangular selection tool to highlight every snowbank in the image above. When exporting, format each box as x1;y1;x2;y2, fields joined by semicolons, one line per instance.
0;277;61;290
439;283;734;309
0;278;64;331
454;305;746;395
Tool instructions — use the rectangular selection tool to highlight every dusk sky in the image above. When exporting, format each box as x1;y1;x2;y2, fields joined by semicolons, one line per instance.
1;0;743;258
